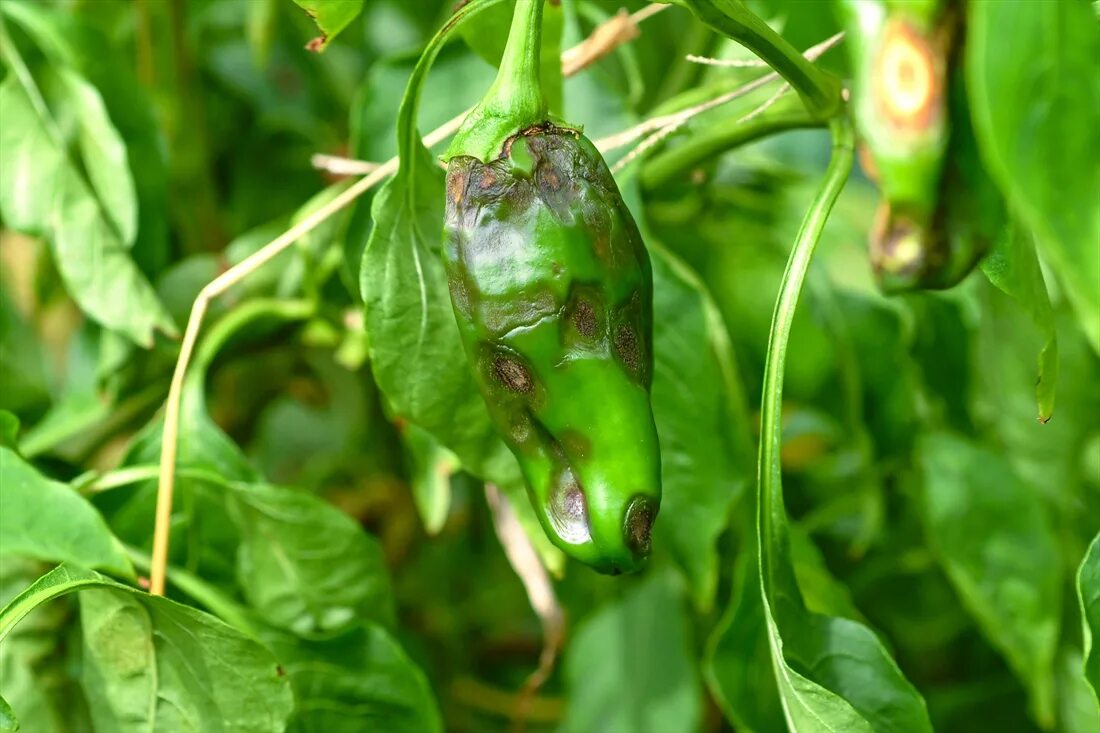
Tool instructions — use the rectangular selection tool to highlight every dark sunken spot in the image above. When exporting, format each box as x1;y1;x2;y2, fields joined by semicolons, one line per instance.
492;356;533;393
614;324;639;374
573;300;597;339
447;171;465;206
541;169;561;192
625;498;655;556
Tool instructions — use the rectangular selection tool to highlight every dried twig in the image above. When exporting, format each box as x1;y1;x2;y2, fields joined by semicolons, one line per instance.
602;71;782;171
149;4;673;596
738;81;791;124
149;163;394;595
484;485;565;733
601;31;844;172
310;153;380;176
685;53;768;68
560;4;669;76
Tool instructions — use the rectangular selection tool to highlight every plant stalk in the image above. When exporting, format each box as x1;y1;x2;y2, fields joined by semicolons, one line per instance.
445;0;547;161
683;0;842;119
757;116;854;589
640;109;819;189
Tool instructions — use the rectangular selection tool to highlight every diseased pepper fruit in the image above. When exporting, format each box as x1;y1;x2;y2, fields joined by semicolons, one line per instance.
441;0;660;574
838;0;1003;292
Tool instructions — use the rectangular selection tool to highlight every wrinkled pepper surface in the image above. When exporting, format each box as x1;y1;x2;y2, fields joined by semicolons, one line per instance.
442;1;661;573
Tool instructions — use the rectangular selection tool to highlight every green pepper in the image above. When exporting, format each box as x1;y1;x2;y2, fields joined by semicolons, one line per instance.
441;1;661;573
839;0;1001;292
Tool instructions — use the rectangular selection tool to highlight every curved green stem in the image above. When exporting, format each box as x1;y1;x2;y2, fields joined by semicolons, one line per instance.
78;464;228;495
492;0;546;120
640;108;820;190
446;0;547;161
189;297;316;386
682;0;842;119
757;117;855;593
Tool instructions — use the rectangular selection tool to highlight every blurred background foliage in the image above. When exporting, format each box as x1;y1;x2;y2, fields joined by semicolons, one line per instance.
0;1;1097;732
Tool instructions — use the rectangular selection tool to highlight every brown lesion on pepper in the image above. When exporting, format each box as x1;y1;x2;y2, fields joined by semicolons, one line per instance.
614;324;640;375
447;170;466;207
492;354;534;393
558;428;591;461
624;496;656;557
563;284;607;350
610;291;651;384
540;169;561;192
479;168;497;189
572;299;597;339
445;266;474;319
500;123;582;161
872;19;945;133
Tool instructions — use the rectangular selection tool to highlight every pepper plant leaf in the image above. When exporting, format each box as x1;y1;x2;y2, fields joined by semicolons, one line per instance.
0;564;293;732
966;0;1100;353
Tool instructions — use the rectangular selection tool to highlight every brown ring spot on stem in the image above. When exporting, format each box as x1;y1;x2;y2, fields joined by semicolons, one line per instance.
873;20;942;131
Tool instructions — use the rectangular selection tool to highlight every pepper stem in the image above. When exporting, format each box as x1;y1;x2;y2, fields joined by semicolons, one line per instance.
446;0;547;162
685;0;842;120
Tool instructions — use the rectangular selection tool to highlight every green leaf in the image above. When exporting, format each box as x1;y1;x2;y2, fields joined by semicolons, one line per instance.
292;0;363;51
0;284;51;418
0;0;169;271
79;588;292;732
17;323;116;460
359;148;561;568
49;67;137;246
359;1;515;480
1078;532;1100;704
0;696;17;732
0;412;18;450
105;299;312;583
359;143;510;481
0;557;81;732
918;432;1061;727
0;76;173;347
357;0;561;569
1056;645;1100;733
706;525;867;733
227;482;394;634
560;573;702;733
247;0;278;68
123;556;442;733
0;446;131;577
262;623;443;733
649;246;753;610
0;564;293;732
404;422;457;535
980;227;1058;421
966;0;1100;353
705;545;785;733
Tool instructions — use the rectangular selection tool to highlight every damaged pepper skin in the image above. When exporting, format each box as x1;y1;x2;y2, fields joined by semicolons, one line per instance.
839;0;1000;292
444;125;661;574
